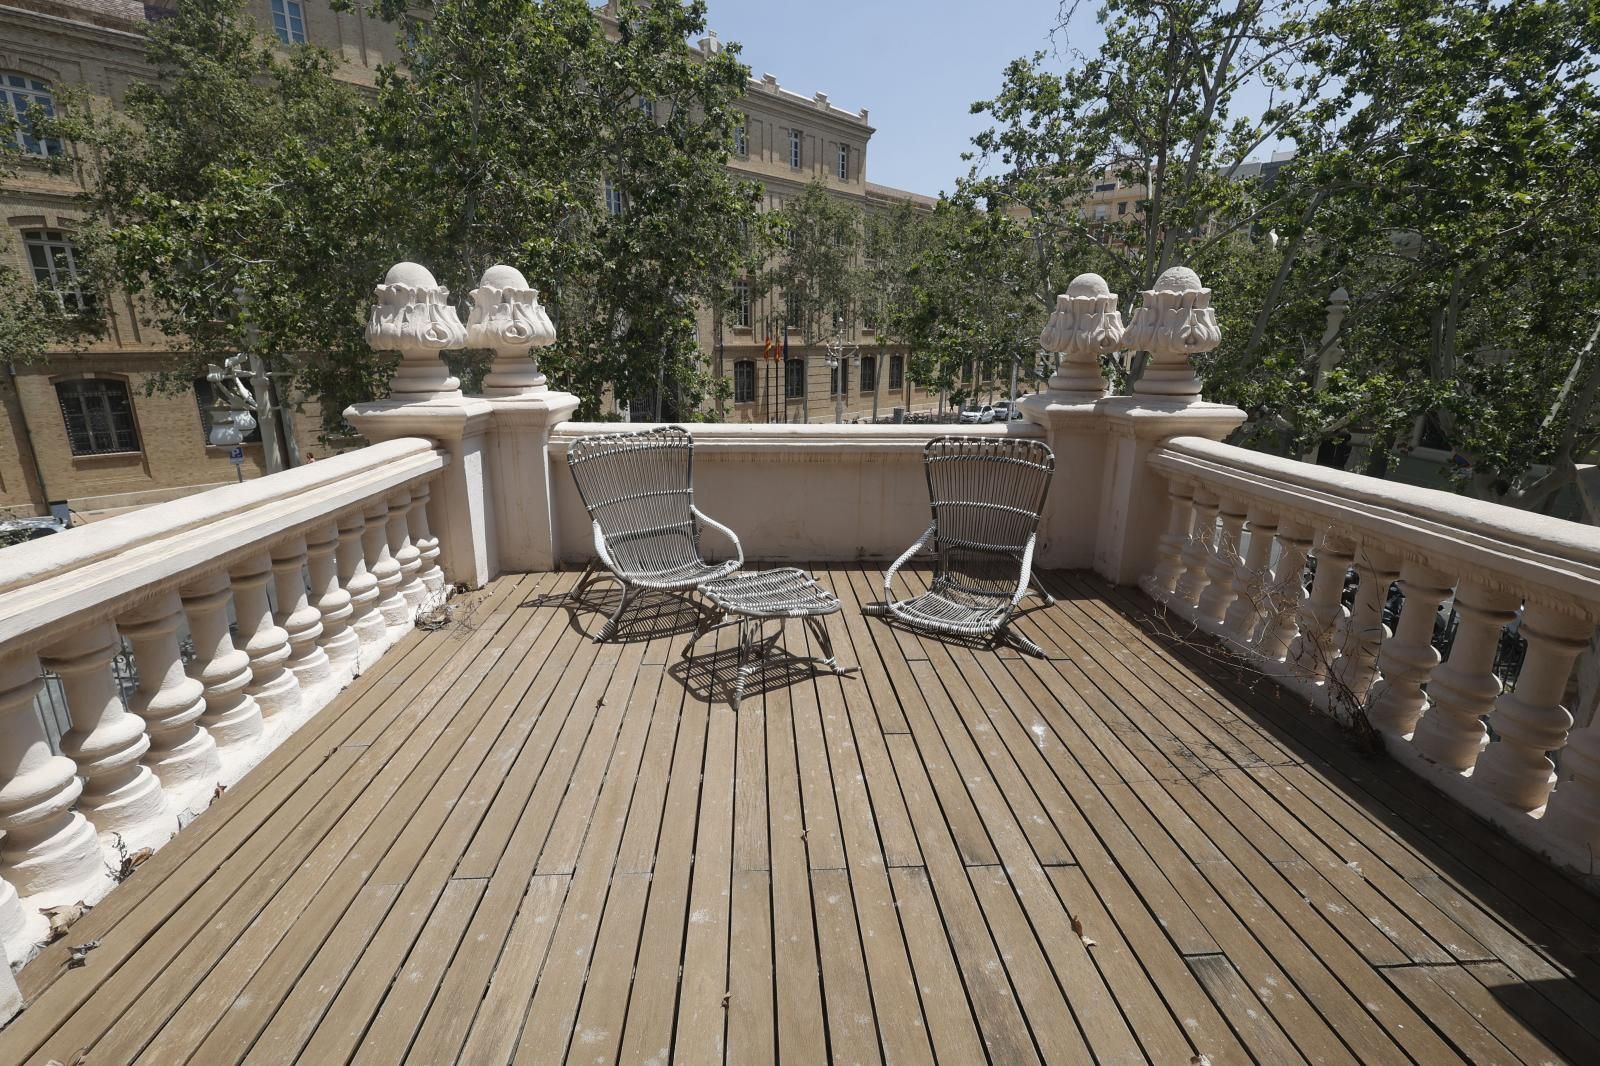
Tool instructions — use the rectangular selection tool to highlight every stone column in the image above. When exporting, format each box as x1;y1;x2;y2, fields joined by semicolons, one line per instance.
388;488;424;609
346;262;496;586
408;481;446;601
119;590;221;810
1476;601;1593;812
1223;506;1279;645
230;552;302;721
338;509;386;658
366;497;408;629
1288;530;1354;682
180;571;264;770
1330;547;1402;708
271;535;331;692
1196;497;1247;624
1413;581;1520;771
41;621;171;850
0;650;105;913
307;521;360;675
1174;490;1218;609
1365;563;1453;736
1256;521;1314;661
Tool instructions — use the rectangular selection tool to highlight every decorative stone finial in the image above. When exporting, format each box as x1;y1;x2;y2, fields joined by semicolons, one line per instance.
1123;265;1220;401
466;264;557;398
365;262;467;399
1038;272;1123;400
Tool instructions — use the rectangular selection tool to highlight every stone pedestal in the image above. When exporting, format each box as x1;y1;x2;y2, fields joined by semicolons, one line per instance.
1018;396;1105;570
486;392;581;573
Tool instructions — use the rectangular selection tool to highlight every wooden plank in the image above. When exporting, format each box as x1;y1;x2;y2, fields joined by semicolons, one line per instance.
733;697;769;873
888;867;989;1066
1383;964;1523;1065
789;620;848;871
829;565;911;733
672;704;737;1064
1186;953;1308;1066
902;660;999;867
1434;962;1595;1066
452;873;572;1066
726;870;776;1065
563;873;651;1065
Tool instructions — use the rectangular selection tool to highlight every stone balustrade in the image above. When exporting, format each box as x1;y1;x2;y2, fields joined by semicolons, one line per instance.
1142;436;1600;878
0;439;446;965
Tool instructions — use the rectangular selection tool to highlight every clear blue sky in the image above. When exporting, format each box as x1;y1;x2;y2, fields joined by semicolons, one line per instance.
703;0;1075;198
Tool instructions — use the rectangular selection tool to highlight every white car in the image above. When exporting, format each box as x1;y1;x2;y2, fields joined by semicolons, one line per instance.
958;405;995;424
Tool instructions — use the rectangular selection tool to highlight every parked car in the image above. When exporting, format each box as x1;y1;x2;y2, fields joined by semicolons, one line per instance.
0;515;66;547
958;405;996;424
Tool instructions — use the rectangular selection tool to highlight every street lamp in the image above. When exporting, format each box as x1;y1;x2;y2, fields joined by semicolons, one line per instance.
206;354;259;481
824;322;858;425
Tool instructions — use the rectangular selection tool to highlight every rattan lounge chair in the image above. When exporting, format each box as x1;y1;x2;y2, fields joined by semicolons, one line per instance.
567;425;743;642
866;436;1056;657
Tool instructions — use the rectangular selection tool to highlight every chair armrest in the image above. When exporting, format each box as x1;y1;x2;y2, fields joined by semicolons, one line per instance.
692;506;744;569
592;519;620;574
1010;532;1038;607
884;524;937;600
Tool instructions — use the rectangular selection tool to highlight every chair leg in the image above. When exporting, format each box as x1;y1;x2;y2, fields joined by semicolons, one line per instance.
573;559;601;602
1002;625;1048;659
595;582;633;643
1030;571;1056;607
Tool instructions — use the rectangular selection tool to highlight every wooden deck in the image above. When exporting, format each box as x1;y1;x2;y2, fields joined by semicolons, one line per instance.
5;567;1600;1065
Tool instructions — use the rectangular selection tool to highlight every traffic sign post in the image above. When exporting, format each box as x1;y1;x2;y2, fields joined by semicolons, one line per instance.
229;445;245;481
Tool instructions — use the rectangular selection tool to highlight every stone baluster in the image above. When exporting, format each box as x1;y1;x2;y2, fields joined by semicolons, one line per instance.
1288;530;1355;682
307;522;360;674
1330;547;1401;709
119;591;221;807
409;481;446;602
339;509;386;653
1196;497;1247;624
1413;581;1520;771
1256;521;1314;661
230;552;302;721
41;621;171;848
1476;601;1593;812
180;571;264;765
271;535;330;691
365;498;408;629
1174;490;1219;608
1365;563;1453;736
0;651;105;906
1148;479;1194;597
1223;507;1279;645
388;488;424;610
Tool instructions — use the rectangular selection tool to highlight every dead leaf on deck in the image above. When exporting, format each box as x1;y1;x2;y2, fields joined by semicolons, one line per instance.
43;901;90;942
213;782;228;801
1070;912;1096;947
117;846;154;881
66;939;101;969
1191;1055;1212;1066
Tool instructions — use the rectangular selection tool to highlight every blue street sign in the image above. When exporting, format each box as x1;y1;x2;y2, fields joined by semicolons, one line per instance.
229;446;245;464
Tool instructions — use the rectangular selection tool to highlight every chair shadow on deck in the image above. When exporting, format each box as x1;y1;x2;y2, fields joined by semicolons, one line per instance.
1067;569;1600;1065
668;638;852;710
525;580;709;644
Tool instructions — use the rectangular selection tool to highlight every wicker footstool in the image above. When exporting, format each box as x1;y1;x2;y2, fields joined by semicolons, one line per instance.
684;568;851;710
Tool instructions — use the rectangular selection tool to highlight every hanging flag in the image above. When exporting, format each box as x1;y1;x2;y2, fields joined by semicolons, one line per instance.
764;335;777;362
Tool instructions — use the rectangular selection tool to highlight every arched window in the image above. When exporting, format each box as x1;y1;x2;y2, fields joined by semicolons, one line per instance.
2;73;63;157
860;354;877;392
733;360;755;404
785;358;805;399
56;377;140;455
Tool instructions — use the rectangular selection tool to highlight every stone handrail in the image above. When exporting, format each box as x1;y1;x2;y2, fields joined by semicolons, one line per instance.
1141;436;1600;882
0;439;449;966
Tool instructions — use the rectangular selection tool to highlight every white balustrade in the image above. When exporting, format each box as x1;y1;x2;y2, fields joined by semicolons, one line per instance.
271;535;331;695
1365;563;1453;736
389;487;425;609
119;591;221;811
339;509;388;657
1146;479;1194;597
1288;531;1354;683
230;552;303;723
1414;581;1520;770
1223;507;1278;644
181;570;265;772
308;521;360;674
366;498;409;629
1175;490;1218;608
409;482;446;602
1256;522;1313;661
1196;497;1247;624
1329;547;1400;709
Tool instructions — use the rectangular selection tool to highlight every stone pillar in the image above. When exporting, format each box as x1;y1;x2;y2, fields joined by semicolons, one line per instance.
1146;479;1194;597
467;263;580;574
1174;490;1218;609
1288;531;1354;682
1365;563;1453;736
119;590;221;810
0;650;105;914
338;509;387;656
388;488;425;608
271;535;331;692
1413;581;1520;771
1476;601;1593;812
347;262;496;586
307;521;360;675
230;552;302;721
41;621;171;850
1196;497;1247;624
1223;506;1279;644
366;498;409;629
1330;548;1401;707
180;571;264;771
409;481;446;602
1256;521;1313;661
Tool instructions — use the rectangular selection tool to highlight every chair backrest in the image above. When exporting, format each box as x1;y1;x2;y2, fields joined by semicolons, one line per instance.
568;426;700;575
923;436;1055;596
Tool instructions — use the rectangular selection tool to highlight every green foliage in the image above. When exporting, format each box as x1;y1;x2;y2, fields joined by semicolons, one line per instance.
754;180;863;347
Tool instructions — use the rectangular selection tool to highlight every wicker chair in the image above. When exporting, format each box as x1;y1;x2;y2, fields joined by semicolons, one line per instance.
567;425;743;642
867;436;1056;657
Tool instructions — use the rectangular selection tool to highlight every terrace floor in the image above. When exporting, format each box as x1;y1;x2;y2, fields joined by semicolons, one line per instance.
5;567;1600;1065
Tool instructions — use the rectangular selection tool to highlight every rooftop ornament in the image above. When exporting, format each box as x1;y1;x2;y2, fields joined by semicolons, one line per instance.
1123;265;1220;402
365;262;467;399
466;264;557;399
1038;272;1124;401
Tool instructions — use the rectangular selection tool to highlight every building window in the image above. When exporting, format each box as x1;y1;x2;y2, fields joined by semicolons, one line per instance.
837;143;849;180
2;74;63;157
194;377;261;445
863;300;879;332
1117;200;1128;216
733;122;747;157
1094;204;1108;220
270;0;307;45
639;97;655;120
733;280;751;328
831;360;849;397
1095;181;1116;192
56;378;139;456
604;179;623;217
889;353;904;390
785;358;805;399
733;360;755;404
24;230;93;313
785;290;802;327
789;128;802;169
861;354;877;392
